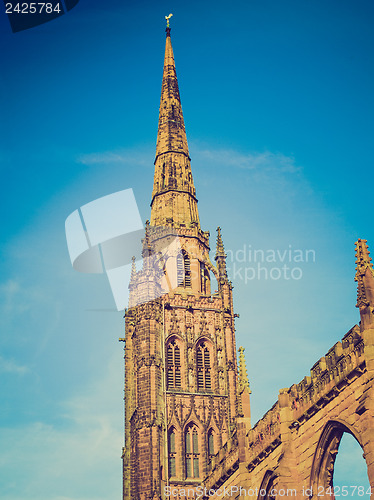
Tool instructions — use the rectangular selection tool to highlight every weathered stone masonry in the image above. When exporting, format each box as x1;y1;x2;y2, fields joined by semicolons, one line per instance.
121;24;373;500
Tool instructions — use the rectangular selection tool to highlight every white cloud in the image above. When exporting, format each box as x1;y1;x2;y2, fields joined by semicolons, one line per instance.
0;355;28;375
192;145;301;173
77;144;300;174
77;147;153;168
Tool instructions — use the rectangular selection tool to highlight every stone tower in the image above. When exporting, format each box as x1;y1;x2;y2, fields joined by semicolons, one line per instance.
122;25;251;500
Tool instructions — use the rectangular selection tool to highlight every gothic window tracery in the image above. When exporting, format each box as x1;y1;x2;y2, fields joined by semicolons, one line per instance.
185;425;199;478
167;340;181;389
168;428;176;477
197;342;212;391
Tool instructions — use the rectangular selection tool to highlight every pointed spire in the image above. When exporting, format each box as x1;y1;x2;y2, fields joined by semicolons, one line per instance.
355;239;374;331
216;227;226;257
130;256;137;283
238;347;250;394
150;25;200;229
155;26;189;161
215;227;228;279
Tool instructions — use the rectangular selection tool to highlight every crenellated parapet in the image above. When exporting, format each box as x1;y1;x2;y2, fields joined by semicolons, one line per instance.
246;403;281;471
288;325;365;425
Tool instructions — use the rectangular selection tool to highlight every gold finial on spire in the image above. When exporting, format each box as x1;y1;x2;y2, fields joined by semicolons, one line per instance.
165;13;173;28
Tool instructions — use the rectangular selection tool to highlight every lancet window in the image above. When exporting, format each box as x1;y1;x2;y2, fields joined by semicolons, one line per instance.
208;429;215;456
168;428;176;477
176;251;191;288
197;342;212;391
167;340;181;389
185;425;199;478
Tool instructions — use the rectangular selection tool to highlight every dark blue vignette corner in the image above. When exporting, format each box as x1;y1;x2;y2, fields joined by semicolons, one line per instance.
3;0;80;32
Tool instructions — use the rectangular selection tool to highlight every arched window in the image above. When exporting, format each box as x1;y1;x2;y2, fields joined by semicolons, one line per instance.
184;253;191;288
177;253;184;287
168;428;176;478
177;251;192;288
197;342;212;391
185;425;199;478
208;429;214;456
167;340;181;389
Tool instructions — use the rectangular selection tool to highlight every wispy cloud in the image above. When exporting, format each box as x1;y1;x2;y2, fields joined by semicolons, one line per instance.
0;355;28;375
193;146;301;173
77;147;153;168
77;145;300;174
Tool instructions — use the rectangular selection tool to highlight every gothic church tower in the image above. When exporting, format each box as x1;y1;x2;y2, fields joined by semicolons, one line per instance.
122;24;251;500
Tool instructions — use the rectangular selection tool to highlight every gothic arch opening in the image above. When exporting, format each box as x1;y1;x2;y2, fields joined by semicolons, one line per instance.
166;338;182;390
258;470;277;500
200;261;211;295
207;428;215;457
333;432;370;495
177;250;191;288
184;423;200;479
210;269;219;296
310;420;368;498
196;340;212;392
168;427;177;478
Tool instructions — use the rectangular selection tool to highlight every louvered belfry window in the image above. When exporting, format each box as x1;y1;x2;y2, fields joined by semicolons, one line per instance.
185;426;199;478
197;342;211;391
184;253;191;288
167;340;181;389
176;251;192;288
168;429;176;477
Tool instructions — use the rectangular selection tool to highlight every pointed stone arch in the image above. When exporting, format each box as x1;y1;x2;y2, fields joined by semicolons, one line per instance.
257;469;278;499
166;336;184;390
310;419;365;498
195;339;214;392
184;421;202;480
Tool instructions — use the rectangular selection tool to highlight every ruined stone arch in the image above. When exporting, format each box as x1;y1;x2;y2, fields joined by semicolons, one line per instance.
257;469;277;500
310;419;364;498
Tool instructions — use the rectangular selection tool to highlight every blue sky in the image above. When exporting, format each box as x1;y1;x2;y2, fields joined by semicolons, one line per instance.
0;1;373;498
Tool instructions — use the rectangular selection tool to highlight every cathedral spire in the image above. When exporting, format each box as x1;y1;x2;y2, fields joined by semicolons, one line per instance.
150;24;200;229
355;238;374;331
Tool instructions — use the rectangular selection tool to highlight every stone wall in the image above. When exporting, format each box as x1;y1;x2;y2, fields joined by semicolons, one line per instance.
202;324;374;499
